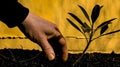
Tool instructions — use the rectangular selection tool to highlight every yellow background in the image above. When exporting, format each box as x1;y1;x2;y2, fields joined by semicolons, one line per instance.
0;0;120;53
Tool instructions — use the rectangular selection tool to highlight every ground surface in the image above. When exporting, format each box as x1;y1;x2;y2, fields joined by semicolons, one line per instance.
0;49;120;67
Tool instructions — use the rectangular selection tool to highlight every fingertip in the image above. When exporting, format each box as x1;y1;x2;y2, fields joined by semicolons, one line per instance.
39;36;55;61
48;53;55;61
44;47;55;61
63;46;68;62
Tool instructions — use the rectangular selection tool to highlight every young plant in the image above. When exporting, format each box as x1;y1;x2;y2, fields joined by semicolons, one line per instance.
66;4;120;67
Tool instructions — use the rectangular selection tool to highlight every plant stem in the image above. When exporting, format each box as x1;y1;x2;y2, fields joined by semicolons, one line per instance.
72;23;94;67
72;40;91;67
72;33;93;67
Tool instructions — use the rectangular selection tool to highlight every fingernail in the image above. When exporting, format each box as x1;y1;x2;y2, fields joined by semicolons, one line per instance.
48;53;55;61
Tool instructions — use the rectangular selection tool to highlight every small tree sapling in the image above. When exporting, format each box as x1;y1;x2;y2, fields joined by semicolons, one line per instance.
66;4;120;67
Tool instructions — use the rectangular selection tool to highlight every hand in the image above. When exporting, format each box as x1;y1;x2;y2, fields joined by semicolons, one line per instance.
18;12;68;61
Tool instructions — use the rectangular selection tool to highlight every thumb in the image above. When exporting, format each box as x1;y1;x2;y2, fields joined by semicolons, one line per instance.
39;36;55;61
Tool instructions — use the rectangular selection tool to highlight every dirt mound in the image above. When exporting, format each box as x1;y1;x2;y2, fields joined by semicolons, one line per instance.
0;49;120;67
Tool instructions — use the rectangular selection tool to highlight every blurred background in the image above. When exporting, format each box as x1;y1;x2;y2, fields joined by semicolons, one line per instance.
0;0;120;53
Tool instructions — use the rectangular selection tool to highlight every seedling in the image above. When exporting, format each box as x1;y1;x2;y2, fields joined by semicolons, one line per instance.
67;4;120;67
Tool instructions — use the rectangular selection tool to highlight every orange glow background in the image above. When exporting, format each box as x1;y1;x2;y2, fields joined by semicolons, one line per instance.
0;0;120;53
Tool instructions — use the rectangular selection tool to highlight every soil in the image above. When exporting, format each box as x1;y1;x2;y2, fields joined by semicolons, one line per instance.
0;49;120;67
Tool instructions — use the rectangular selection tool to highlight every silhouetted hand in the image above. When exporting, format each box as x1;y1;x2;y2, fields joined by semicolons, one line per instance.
18;12;68;62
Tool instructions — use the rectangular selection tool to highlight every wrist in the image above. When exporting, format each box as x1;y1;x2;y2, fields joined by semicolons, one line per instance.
21;12;31;26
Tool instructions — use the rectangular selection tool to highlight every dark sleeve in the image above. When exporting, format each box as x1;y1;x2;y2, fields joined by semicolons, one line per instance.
0;0;29;27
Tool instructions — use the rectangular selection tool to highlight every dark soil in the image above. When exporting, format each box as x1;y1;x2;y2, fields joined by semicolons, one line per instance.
0;49;120;67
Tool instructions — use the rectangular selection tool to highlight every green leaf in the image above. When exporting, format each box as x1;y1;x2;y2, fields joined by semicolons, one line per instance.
66;18;82;32
78;5;90;22
95;18;116;31
100;25;108;34
91;5;103;24
92;29;120;41
68;13;84;26
101;29;120;36
82;23;91;33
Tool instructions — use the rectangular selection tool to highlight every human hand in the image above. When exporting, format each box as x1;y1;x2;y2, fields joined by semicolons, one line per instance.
18;12;68;61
